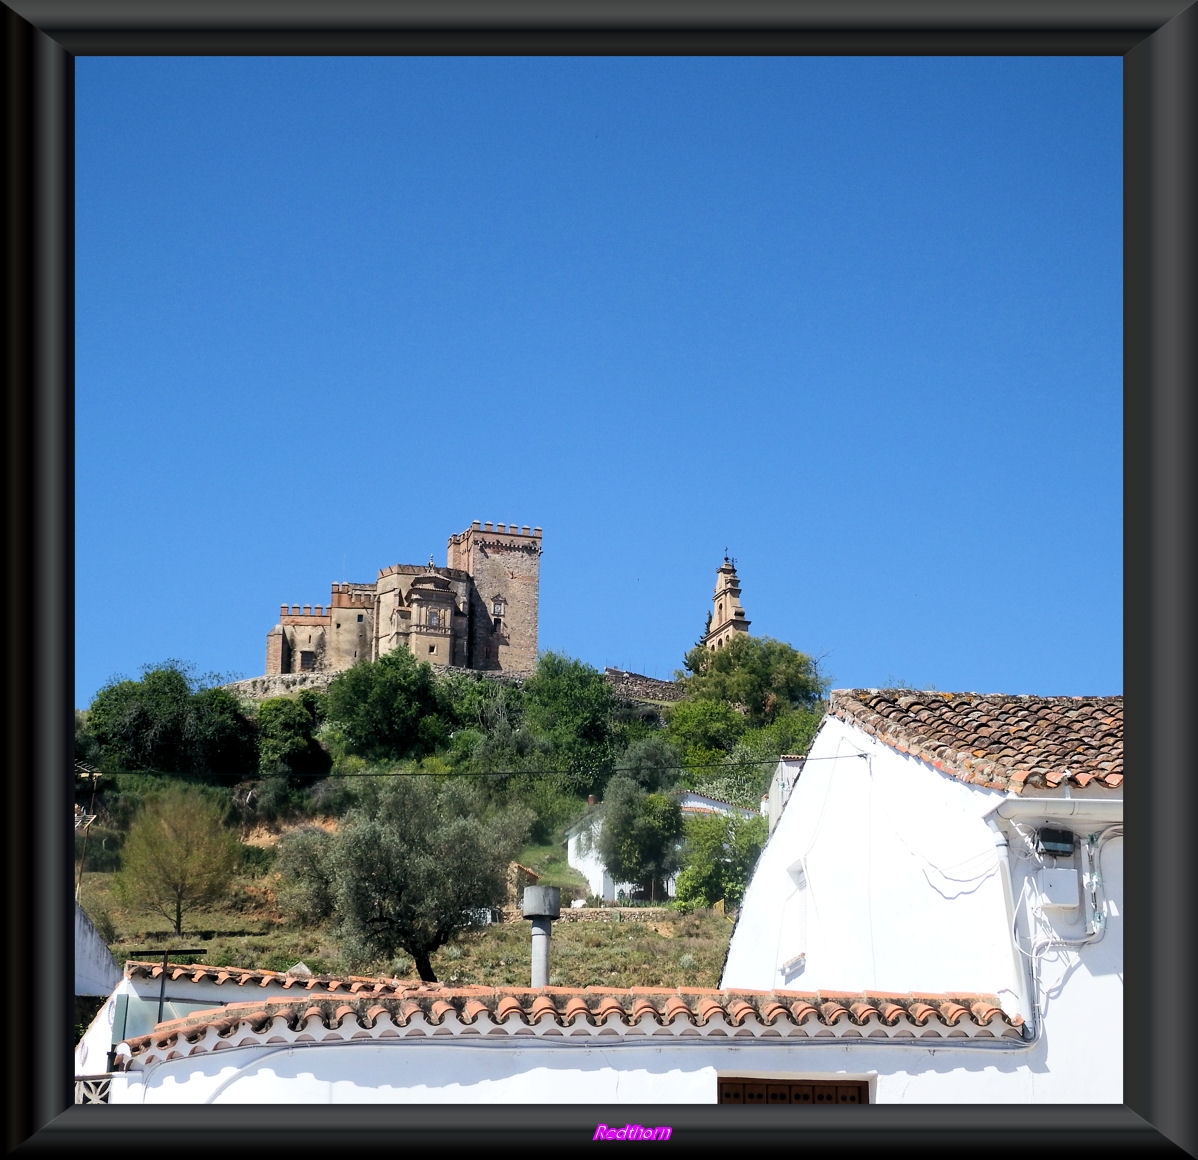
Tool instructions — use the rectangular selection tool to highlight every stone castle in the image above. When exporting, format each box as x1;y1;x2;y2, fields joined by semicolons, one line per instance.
251;529;749;705
265;521;542;679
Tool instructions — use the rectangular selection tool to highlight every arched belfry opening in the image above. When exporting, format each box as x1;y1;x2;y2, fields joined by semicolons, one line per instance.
701;555;751;651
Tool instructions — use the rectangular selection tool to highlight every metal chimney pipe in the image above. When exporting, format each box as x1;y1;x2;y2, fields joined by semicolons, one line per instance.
521;886;561;987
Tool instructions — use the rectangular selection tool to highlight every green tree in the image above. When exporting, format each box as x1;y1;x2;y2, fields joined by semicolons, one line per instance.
323;649;447;761
666;699;747;781
678;635;828;726
617;734;683;793
673;811;768;912
521;653;619;793
85;661;256;778
274;824;338;924
186;685;258;776
597;776;684;902
689;708;825;808
113;784;240;935
280;777;532;982
255;695;331;778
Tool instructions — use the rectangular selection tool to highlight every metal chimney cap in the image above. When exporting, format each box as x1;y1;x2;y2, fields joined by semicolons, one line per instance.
521;885;561;919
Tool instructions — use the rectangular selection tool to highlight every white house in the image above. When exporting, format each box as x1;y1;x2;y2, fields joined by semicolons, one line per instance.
722;689;1123;1103
88;971;1023;1105
565;791;757;903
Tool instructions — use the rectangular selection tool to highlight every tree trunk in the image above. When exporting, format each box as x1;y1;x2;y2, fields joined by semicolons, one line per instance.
413;949;438;983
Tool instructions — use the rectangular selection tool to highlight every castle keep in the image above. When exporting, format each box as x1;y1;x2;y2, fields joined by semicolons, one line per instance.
265;522;541;678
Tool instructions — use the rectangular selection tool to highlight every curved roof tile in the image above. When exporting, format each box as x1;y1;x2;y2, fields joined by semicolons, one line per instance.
828;690;1122;794
116;986;1025;1066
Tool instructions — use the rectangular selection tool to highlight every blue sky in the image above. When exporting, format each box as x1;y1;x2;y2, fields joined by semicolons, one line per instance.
74;55;1122;710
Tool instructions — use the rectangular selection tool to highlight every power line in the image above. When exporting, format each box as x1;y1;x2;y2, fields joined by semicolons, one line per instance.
76;754;825;781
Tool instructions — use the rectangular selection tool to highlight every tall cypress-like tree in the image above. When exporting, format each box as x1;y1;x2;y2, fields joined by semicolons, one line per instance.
596;776;684;902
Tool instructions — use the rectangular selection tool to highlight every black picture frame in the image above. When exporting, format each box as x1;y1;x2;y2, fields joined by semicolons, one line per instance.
6;1;1193;1155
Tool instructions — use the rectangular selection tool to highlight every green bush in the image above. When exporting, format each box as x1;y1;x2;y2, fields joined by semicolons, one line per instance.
75;826;123;873
240;844;276;874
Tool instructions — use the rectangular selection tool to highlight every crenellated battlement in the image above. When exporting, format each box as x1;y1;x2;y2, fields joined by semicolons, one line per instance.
329;584;375;609
279;604;332;623
448;520;542;544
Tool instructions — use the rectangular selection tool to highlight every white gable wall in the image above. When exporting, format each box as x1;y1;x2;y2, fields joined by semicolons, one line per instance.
723;715;1022;1001
720;714;1124;1103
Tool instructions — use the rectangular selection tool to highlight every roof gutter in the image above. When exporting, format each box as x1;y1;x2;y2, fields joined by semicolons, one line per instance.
992;796;1122;824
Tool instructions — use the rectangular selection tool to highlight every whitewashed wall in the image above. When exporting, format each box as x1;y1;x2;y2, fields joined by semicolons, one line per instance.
106;1036;1088;1105
723;715;1022;1000
720;714;1123;1104
565;817;637;902
74;903;121;998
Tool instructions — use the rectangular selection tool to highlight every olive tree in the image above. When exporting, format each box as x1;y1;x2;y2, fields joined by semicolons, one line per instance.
277;776;532;982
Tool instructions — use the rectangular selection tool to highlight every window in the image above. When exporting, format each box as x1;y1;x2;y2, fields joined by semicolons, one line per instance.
718;1079;868;1105
299;651;316;672
429;611;440;628
357;613;364;622
493;616;502;631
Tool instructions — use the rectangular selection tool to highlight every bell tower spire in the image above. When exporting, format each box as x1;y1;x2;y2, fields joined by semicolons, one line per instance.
702;554;751;650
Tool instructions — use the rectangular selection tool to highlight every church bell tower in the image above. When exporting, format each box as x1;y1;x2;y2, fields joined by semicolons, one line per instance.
702;555;751;650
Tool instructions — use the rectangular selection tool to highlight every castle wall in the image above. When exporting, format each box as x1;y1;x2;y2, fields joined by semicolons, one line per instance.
265;625;289;676
447;522;542;672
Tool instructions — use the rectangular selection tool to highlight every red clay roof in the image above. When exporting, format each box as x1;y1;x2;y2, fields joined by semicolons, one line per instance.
117;984;1024;1063
828;690;1122;794
123;960;415;994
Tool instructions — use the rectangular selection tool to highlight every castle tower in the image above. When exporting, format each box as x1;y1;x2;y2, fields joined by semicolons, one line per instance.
447;522;542;672
703;555;751;651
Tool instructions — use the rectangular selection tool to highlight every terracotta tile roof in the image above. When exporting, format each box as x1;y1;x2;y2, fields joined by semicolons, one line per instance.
123;960;414;995
115;984;1024;1065
828;690;1123;794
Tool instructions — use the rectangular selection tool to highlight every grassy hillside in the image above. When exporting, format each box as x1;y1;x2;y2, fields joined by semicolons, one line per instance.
77;842;736;990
